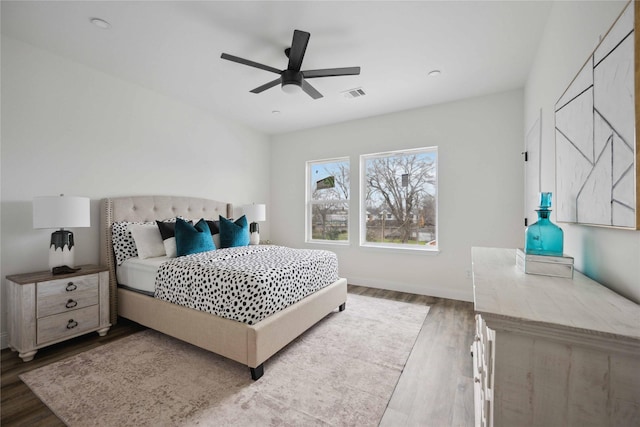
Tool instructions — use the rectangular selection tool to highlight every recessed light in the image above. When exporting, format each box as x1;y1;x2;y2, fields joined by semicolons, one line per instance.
428;69;441;77
90;18;111;30
272;110;281;114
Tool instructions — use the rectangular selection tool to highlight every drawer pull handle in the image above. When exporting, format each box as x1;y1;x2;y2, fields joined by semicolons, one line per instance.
66;319;78;329
65;299;78;309
66;282;77;292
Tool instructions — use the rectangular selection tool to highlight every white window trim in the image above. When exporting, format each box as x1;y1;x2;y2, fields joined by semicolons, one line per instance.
305;156;350;244
359;146;438;252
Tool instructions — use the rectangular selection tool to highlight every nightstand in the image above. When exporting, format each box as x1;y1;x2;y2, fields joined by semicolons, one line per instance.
6;265;111;362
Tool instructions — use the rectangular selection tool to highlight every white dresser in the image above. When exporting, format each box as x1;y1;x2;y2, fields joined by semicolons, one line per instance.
471;247;640;426
6;265;111;362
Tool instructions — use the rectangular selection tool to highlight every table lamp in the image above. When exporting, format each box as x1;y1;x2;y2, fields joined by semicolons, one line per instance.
33;195;90;273
243;204;266;245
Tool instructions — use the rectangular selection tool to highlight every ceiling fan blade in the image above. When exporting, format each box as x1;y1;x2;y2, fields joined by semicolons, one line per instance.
250;78;282;94
221;53;282;75
287;30;310;72
301;79;323;99
303;67;361;78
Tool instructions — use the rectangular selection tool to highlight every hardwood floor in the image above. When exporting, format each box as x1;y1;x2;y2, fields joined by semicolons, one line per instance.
1;286;476;426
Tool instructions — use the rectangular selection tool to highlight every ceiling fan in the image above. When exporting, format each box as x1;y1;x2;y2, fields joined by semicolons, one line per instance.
221;29;361;100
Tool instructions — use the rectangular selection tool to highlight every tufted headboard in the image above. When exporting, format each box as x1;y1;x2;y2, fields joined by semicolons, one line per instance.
100;196;233;324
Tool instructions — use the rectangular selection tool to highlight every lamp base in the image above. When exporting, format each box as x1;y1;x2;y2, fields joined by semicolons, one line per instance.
249;222;260;245
249;231;260;245
49;230;75;271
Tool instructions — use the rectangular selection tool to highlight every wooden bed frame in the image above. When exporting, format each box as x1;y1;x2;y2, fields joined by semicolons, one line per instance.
99;195;347;380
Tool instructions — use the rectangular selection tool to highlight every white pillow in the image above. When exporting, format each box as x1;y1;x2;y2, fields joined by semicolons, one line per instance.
129;224;166;259
112;221;153;265
163;237;178;258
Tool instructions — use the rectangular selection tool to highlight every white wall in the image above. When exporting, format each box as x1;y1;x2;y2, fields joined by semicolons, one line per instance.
271;89;524;301
0;37;271;347
525;0;640;303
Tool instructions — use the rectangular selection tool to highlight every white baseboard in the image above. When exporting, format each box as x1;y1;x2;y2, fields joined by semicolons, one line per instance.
1;331;8;350
346;276;473;302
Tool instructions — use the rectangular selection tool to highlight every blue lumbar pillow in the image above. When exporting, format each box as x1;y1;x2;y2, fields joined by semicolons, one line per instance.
175;218;215;256
219;215;250;248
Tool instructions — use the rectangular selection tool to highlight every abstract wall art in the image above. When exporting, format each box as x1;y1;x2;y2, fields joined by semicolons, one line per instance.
555;0;639;229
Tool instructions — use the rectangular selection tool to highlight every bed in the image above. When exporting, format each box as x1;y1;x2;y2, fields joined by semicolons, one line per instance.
99;195;347;380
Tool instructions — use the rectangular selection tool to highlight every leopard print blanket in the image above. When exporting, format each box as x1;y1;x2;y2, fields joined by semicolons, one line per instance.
154;245;339;325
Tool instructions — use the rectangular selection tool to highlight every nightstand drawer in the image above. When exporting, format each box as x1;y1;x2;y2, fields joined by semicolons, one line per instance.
37;274;99;318
37;305;99;345
37;274;99;299
37;289;99;318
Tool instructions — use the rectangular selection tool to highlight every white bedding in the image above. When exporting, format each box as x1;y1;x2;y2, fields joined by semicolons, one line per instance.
116;256;171;294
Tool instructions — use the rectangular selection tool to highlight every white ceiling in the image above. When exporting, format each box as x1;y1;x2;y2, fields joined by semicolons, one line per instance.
1;1;552;135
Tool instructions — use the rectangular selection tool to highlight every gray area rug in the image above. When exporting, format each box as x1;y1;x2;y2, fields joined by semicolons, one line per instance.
20;294;429;426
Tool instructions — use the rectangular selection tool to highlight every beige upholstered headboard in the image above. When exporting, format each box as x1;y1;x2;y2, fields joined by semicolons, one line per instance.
100;196;233;324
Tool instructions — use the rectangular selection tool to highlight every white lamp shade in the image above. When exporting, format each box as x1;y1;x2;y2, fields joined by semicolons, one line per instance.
243;204;266;222
33;196;91;229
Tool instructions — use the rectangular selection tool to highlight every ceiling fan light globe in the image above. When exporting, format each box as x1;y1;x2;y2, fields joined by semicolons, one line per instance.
281;82;302;94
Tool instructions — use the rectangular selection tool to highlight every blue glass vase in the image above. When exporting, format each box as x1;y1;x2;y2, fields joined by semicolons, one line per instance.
525;192;564;256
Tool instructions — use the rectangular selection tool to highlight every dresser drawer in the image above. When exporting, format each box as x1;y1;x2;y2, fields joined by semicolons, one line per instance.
37;275;99;318
37;305;99;345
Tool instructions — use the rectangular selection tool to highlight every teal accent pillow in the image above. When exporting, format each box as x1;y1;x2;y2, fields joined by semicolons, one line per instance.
175;218;215;256
219;215;250;248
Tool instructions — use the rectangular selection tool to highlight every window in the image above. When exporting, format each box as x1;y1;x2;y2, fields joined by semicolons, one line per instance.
360;147;438;250
306;158;350;243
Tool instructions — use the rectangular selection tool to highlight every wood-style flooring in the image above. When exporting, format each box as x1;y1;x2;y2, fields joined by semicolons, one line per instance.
1;285;476;426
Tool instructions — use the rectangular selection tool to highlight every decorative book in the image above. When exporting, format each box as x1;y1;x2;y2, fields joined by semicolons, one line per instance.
516;248;574;279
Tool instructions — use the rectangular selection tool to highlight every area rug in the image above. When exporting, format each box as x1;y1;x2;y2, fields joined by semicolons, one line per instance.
20;294;429;427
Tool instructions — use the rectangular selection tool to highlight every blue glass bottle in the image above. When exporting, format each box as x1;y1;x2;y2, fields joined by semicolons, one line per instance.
524;192;564;256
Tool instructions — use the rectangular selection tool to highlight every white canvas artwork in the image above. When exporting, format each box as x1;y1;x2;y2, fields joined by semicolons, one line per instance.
555;1;638;229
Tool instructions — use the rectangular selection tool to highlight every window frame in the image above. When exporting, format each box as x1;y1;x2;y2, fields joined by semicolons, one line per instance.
305;156;351;245
359;146;438;252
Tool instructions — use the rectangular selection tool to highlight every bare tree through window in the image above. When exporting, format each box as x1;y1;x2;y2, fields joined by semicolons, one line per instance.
362;148;437;249
307;158;350;242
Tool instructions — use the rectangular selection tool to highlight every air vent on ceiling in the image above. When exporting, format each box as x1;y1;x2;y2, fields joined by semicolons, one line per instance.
342;87;366;99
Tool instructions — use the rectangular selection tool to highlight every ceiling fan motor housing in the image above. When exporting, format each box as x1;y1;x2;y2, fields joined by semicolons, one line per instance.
281;69;303;88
